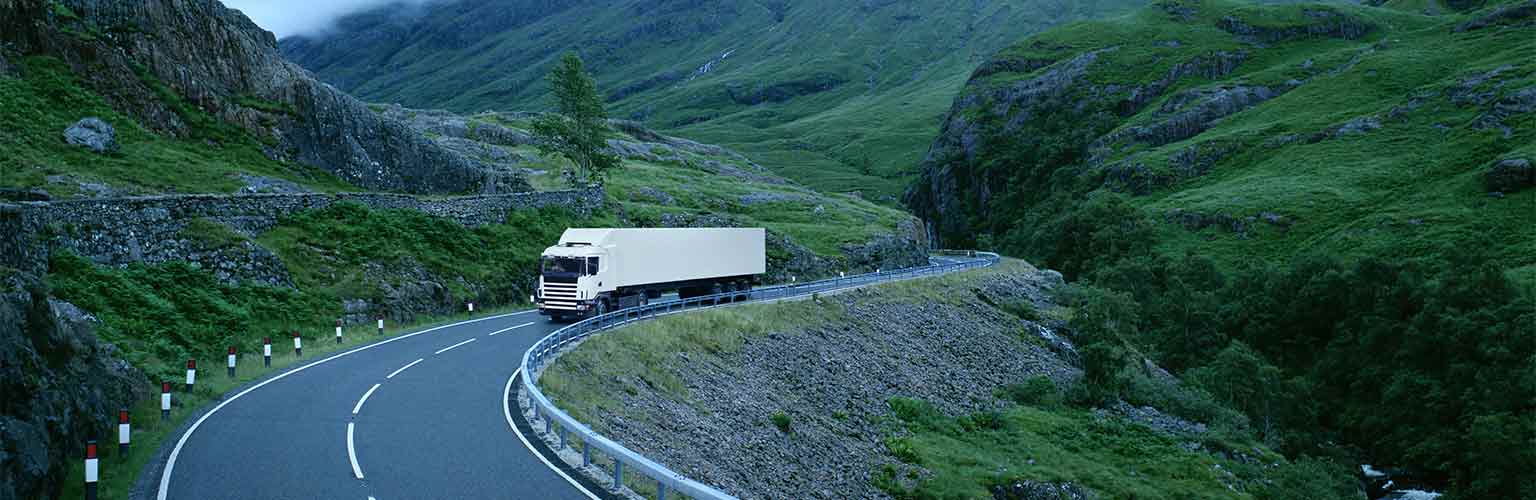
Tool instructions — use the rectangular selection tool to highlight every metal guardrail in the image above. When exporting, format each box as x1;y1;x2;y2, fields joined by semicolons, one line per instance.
520;251;1000;499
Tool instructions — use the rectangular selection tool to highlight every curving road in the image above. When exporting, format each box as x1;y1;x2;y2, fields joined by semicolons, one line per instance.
154;310;596;500
153;257;980;500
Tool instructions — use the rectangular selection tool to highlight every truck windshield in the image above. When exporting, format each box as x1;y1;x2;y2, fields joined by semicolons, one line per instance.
542;256;587;275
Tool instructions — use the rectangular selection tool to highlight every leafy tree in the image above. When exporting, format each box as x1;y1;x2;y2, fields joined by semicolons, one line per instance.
532;53;621;186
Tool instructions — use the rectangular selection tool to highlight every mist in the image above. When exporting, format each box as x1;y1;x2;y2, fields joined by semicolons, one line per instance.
219;0;441;39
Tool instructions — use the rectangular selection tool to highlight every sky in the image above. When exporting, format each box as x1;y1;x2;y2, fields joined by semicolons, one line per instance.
219;0;438;39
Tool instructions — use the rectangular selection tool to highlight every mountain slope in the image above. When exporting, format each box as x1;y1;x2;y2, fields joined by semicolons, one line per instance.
907;0;1535;277
903;0;1535;496
278;0;1149;200
0;0;531;197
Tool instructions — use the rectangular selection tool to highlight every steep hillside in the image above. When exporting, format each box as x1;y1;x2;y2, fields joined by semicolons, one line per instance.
278;0;1149;200
906;0;1534;277
904;0;1535;497
1;0;527;197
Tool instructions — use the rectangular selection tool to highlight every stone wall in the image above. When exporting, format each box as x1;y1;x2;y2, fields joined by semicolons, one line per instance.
0;186;605;280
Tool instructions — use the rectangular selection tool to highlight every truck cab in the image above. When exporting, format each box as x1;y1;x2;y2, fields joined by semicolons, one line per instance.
536;242;611;318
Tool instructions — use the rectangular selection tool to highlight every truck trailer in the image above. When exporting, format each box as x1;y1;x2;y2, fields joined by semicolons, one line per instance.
536;228;766;320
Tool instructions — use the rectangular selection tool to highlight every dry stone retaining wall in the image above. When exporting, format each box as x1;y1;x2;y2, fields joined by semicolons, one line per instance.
0;187;605;279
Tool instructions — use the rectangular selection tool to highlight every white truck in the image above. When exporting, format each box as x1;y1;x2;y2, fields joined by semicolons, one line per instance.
536;228;766;320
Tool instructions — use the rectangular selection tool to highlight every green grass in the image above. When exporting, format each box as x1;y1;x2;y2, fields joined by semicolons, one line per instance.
55;303;530;500
925;0;1536;278
0;56;353;197
877;399;1280;500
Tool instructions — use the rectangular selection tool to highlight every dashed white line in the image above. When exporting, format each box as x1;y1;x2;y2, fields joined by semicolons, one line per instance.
347;422;364;479
434;338;477;355
503;369;600;500
352;384;381;415
488;321;537;336
387;358;424;379
155;311;526;500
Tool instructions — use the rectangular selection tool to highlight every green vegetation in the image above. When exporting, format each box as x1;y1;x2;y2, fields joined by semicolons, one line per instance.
876;397;1318;500
449;112;912;259
0;56;352;197
282;0;1147;199
770;411;792;433
48;204;608;382
906;2;1536;496
532;53;622;185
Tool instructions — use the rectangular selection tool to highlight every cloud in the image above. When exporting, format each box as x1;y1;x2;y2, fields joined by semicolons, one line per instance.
219;0;440;39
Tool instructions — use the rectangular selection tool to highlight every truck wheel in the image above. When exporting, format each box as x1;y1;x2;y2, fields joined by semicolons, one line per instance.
595;300;608;317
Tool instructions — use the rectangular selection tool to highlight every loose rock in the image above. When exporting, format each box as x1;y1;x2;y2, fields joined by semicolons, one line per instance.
63;117;119;154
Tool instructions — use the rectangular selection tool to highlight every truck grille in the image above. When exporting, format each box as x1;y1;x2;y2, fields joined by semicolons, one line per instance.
541;282;580;311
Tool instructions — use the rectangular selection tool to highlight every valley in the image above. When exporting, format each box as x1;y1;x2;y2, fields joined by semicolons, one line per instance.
0;0;1531;499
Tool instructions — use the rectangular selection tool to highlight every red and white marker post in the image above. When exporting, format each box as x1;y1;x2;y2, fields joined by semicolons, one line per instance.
292;330;302;357
263;337;272;367
376;315;384;336
84;440;99;500
227;346;237;377
184;360;196;393
335;318;343;344
117;409;130;456
160;382;172;421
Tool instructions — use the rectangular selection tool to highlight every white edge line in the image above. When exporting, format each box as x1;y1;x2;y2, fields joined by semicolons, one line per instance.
347;422;364;479
386;358;424;379
156;311;524;500
352;383;382;415
488;321;537;336
434;337;477;355
504;368;601;500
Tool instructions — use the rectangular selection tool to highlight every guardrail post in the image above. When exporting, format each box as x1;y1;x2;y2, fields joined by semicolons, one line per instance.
613;460;624;491
559;426;568;449
658;481;667;500
582;440;591;467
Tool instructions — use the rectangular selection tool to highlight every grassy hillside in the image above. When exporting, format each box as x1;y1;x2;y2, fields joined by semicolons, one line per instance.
280;0;1149;200
903;0;1536;496
404;109;911;258
0;56;352;197
910;0;1534;278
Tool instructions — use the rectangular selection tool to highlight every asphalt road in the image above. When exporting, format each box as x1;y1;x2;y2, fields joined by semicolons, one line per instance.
158;310;591;500
156;257;981;500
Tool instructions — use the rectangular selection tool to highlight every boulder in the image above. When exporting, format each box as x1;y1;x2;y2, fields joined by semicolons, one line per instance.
1484;158;1534;193
62;118;119;154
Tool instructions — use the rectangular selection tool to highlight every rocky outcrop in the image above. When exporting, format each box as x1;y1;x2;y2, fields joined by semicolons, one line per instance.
1;0;523;194
1484;158;1534;193
0;282;148;500
62;118;119;154
1217;8;1374;45
1455;0;1536;32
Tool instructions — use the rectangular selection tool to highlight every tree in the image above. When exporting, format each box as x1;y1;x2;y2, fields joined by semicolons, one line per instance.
532;53;621;186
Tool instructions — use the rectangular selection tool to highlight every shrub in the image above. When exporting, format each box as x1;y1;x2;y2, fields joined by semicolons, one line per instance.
771;410;792;433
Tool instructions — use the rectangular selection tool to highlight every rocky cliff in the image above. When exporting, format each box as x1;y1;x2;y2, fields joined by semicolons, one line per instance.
0;0;526;194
